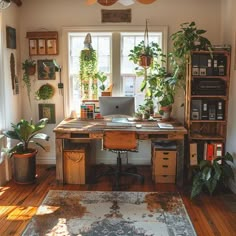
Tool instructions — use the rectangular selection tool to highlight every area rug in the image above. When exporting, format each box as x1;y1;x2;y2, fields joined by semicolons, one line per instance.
22;190;196;236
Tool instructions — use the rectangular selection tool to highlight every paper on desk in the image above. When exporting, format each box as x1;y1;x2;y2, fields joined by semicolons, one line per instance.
158;123;174;129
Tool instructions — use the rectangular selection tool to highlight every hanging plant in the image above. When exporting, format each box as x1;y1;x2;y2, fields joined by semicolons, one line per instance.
22;58;36;108
35;83;55;100
79;33;98;99
80;48;97;99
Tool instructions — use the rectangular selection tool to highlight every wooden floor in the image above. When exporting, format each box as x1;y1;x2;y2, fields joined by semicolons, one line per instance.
0;165;235;236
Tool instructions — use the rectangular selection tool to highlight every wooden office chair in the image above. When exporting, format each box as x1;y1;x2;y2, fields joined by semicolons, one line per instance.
96;130;144;190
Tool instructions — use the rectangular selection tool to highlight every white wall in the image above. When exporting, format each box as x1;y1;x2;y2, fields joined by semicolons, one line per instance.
1;4;21;129
221;0;236;193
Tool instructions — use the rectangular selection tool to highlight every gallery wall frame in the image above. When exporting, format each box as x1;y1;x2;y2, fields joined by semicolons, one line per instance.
6;26;16;49
38;103;56;124
26;31;59;56
37;59;56;80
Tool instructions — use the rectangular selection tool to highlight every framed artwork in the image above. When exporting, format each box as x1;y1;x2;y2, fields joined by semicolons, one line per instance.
38;39;46;55
101;9;131;23
38;104;56;124
37;59;56;80
29;39;38;55
47;39;57;55
6;26;16;49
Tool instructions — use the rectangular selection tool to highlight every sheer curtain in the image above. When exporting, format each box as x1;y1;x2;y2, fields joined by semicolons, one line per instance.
0;12;6;131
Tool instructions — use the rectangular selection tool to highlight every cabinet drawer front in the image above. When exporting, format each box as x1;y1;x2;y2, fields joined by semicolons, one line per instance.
156;162;176;175
154;175;175;183
155;151;176;160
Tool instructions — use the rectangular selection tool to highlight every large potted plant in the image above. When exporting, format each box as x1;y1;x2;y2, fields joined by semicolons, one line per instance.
2;118;49;184
129;41;176;119
169;21;212;88
191;152;234;199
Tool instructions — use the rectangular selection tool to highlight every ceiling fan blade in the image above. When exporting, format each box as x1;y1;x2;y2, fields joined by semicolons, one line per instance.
86;0;97;5
11;0;22;6
97;0;118;6
137;0;156;4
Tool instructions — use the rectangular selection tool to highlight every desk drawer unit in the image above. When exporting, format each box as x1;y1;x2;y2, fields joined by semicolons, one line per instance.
152;150;177;183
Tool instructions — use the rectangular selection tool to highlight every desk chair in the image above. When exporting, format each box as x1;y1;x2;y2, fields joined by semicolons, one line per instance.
96;130;144;190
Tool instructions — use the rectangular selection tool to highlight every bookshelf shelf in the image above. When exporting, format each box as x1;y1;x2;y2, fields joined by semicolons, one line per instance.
185;49;231;165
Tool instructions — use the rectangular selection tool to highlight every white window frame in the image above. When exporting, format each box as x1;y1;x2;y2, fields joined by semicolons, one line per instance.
62;25;168;117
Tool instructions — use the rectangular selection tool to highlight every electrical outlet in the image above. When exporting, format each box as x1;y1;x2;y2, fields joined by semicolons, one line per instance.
44;145;50;152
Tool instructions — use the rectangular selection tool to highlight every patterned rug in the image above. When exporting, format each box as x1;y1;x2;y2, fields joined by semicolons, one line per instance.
22;190;196;236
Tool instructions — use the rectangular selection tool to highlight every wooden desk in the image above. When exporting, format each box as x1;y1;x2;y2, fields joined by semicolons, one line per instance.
53;118;187;186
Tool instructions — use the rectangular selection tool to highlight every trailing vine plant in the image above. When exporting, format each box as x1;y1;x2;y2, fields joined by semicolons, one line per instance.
22;58;36;108
79;33;97;99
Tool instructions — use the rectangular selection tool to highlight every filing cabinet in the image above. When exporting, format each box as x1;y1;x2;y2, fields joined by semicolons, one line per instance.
152;143;177;183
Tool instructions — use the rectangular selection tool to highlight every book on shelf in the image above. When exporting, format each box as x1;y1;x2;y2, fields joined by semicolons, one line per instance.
189;143;198;166
203;142;224;163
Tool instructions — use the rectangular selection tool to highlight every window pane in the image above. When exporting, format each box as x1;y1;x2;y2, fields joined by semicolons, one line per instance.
69;33;111;113
121;32;163;112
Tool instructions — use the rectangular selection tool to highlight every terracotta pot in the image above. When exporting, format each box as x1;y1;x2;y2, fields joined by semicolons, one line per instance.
160;105;172;121
139;55;153;68
12;149;37;184
26;65;36;75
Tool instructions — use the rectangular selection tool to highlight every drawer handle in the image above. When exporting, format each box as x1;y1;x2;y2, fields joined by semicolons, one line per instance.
163;152;169;155
163;158;169;160
67;155;83;163
162;165;168;168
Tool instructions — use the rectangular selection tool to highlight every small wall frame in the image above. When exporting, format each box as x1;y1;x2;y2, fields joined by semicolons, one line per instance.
38;103;56;124
6;26;16;49
37;59;56;80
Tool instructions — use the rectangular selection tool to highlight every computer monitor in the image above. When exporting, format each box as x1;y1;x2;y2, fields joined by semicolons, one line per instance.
99;96;135;117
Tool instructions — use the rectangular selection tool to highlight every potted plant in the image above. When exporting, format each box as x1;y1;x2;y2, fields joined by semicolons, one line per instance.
35;83;55;100
80;33;98;99
95;72;108;96
129;40;160;68
190;152;234;199
22;58;36;108
2;118;49;184
169;21;212;87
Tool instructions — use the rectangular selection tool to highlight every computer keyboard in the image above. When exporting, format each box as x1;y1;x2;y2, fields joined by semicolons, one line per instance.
106;122;132;127
111;117;129;123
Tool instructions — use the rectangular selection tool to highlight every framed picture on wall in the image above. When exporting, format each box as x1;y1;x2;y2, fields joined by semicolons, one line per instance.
47;39;57;55
37;59;56;80
29;39;38;55
6;26;16;49
38;39;46;55
38;103;56;124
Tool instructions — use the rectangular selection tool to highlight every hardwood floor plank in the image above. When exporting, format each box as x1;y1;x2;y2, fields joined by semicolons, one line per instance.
0;165;235;236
